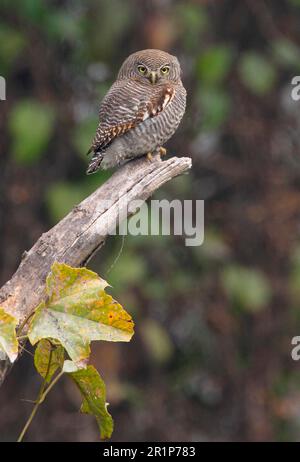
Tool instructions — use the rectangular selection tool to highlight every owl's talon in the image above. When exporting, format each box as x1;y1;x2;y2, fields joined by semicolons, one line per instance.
146;152;153;161
159;147;167;157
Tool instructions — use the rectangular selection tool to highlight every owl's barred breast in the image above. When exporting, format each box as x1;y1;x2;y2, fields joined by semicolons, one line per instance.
121;85;186;154
100;83;186;169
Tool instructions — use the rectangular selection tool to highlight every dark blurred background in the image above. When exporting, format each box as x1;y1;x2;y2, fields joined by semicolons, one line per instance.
1;0;300;442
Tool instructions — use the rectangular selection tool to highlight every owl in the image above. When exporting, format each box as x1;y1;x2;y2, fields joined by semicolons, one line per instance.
86;49;186;174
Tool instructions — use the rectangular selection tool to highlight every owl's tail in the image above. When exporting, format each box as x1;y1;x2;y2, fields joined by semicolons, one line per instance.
86;151;104;175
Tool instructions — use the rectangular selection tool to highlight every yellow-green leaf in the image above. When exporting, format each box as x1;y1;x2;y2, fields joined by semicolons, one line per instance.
28;262;134;365
34;339;65;383
0;307;18;362
68;364;113;440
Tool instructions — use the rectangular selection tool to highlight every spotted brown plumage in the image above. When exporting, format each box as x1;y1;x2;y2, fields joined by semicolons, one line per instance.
87;49;186;174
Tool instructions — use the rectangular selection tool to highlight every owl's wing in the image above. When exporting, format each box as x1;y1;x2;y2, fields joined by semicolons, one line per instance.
88;80;175;154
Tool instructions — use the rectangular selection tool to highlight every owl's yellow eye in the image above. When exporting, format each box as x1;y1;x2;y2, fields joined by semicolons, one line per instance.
137;65;147;75
160;65;170;75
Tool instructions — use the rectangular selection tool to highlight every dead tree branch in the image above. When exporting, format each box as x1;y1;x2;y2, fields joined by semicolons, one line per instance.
0;155;192;386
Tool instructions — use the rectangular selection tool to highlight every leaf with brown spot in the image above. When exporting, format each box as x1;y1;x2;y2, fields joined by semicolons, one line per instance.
28;262;134;366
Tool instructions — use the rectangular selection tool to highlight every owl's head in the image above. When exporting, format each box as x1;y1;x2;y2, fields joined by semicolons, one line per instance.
117;49;182;85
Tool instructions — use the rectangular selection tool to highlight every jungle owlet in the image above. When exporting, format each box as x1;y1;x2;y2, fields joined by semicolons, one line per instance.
86;49;186;174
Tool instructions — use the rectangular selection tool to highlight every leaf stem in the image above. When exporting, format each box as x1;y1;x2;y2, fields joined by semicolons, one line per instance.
39;370;64;404
16;311;35;337
17;335;28;341
17;393;43;442
17;347;54;442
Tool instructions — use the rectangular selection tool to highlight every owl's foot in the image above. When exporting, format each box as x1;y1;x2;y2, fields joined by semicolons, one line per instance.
159;147;167;157
146;152;153;161
86;152;104;174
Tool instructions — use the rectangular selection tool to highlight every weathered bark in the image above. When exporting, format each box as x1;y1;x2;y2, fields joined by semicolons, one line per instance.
0;155;192;385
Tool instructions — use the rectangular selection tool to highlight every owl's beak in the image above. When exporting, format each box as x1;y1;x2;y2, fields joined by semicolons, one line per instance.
149;71;158;85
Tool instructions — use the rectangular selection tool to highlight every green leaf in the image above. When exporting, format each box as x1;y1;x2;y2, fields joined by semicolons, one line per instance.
0;308;18;362
67;364;113;440
9;100;55;165
28;262;134;365
221;265;272;313
238;52;277;95
196;46;234;85
34;339;64;383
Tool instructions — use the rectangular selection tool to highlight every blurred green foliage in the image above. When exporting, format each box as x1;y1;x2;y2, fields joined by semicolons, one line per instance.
289;246;300;302
141;319;174;365
199;87;231;130
176;3;208;51
73;116;99;157
9;101;55;164
108;247;148;291
0;24;25;72
272;39;300;68
221;265;272;313
196;46;234;86
46;173;110;222
239;52;277;95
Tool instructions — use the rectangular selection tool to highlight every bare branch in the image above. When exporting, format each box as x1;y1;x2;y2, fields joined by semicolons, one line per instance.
0;155;192;386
